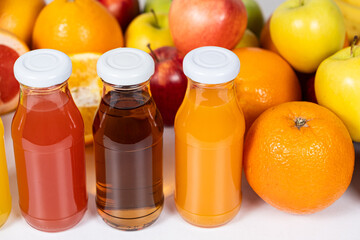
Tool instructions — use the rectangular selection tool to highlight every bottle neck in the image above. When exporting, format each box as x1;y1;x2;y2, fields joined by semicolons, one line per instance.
19;82;71;110
186;79;236;106
101;80;152;109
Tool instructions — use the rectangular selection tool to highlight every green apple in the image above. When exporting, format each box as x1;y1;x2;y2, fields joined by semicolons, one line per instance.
125;12;174;52
234;29;259;49
144;0;172;14
242;0;264;37
315;45;360;141
270;0;345;73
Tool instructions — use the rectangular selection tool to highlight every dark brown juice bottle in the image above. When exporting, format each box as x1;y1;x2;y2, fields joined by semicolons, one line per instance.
93;48;164;231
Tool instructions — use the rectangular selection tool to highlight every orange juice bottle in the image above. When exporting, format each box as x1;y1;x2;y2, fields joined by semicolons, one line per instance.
0;118;11;228
174;46;245;227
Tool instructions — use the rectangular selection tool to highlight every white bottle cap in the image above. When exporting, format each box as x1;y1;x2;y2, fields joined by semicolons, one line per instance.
183;46;240;84
97;48;155;86
14;49;72;88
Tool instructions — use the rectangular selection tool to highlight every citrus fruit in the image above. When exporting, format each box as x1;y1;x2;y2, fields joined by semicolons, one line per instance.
233;47;301;131
0;0;44;45
32;0;124;54
260;17;280;54
244;101;355;214
68;53;102;145
0;29;29;115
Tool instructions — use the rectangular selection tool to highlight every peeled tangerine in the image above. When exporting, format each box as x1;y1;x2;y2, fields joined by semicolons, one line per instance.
244;101;354;214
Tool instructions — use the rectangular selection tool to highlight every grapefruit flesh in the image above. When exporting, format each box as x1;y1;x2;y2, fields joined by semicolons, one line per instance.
0;45;20;103
0;29;29;115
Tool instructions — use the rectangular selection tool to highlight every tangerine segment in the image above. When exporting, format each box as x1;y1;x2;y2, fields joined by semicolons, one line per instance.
68;53;102;145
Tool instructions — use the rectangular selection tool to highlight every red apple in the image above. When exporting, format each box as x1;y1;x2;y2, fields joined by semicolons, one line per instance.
148;45;187;126
169;0;247;56
99;0;140;31
296;71;317;103
305;75;317;103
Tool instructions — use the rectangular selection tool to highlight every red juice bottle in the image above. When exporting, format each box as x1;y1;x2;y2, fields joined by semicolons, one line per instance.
11;49;88;232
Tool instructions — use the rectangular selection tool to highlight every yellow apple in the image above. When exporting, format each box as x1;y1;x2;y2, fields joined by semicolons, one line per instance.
270;0;345;73
234;29;259;49
315;45;360;141
125;12;174;52
334;0;360;41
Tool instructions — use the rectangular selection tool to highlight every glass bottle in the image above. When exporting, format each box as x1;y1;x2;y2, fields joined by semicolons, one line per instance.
174;46;245;227
0;118;11;228
12;49;88;232
93;48;164;231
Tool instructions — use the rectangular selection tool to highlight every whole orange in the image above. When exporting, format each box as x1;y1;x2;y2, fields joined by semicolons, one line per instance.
259;17;280;54
32;0;123;54
0;0;44;45
244;101;354;214
233;47;301;130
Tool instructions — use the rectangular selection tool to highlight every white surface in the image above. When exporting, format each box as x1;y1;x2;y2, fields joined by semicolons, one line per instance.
4;1;360;240
14;49;72;88
183;46;240;84
97;48;155;86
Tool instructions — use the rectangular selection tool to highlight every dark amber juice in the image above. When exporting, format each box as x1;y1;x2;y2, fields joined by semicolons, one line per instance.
93;88;164;231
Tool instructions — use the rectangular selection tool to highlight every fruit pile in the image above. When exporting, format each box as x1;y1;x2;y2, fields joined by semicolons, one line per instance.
0;0;359;222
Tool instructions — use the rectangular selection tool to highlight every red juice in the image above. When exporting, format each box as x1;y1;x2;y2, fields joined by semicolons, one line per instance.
12;83;88;232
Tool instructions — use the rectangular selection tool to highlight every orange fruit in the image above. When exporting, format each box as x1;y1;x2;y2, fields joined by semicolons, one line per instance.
233;47;301;131
260;16;280;54
0;0;44;45
68;53;102;145
0;29;29;115
244;101;355;214
32;0;123;54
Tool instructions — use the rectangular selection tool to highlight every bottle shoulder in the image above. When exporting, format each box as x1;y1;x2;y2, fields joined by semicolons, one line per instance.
175;98;244;126
12;100;84;147
174;98;245;144
93;98;163;149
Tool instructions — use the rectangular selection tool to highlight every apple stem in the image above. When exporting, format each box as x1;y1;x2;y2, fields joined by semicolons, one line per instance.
350;35;359;57
150;9;160;29
295;117;308;130
299;0;304;6
147;44;159;63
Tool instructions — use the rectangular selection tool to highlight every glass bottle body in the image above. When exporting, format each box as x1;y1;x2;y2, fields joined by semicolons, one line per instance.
0;118;11;228
174;79;245;227
93;81;164;231
11;83;88;232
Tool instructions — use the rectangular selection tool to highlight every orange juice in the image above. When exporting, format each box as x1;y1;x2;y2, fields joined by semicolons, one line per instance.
0;118;11;228
174;47;245;227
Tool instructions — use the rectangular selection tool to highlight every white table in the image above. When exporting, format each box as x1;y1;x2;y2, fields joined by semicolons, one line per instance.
3;1;360;239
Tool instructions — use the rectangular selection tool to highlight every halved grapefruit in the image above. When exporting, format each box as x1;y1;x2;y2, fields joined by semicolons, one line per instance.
0;29;29;115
